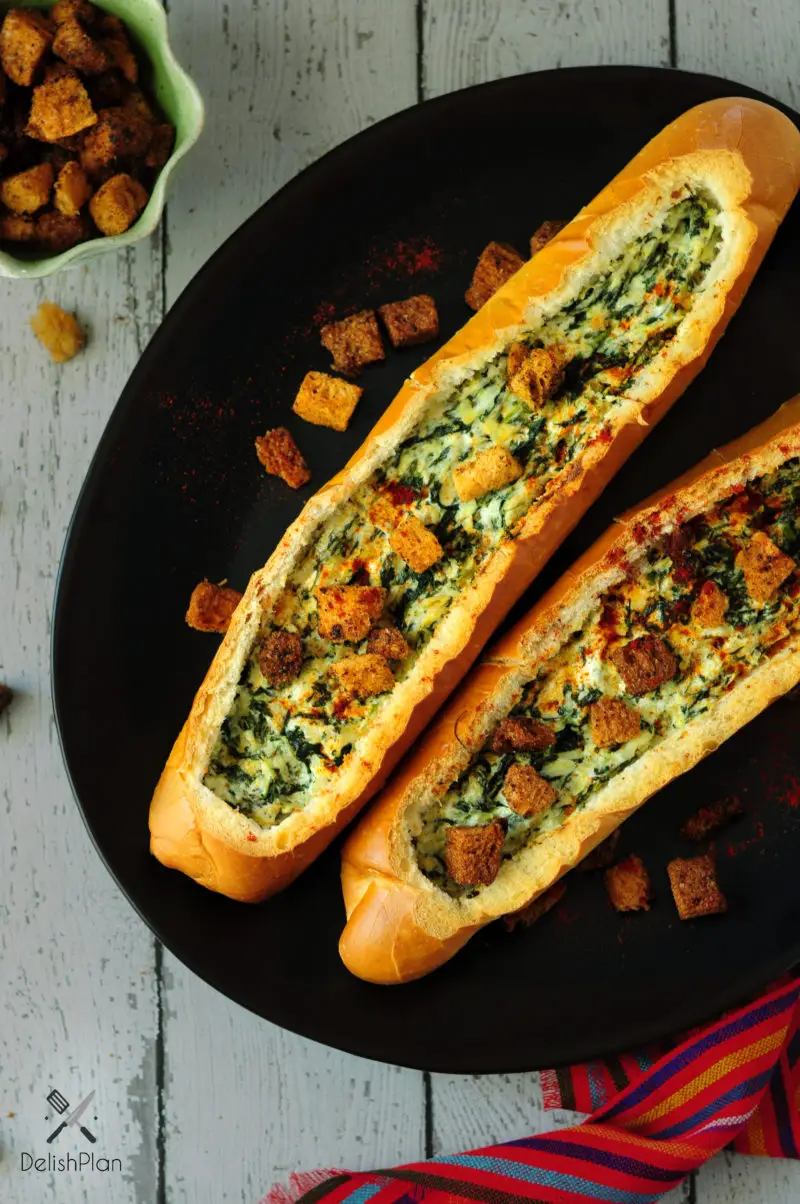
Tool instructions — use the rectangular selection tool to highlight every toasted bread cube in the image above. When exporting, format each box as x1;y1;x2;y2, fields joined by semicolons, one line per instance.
490;716;555;754
145;123;175;169
316;585;386;642
54;159;92;215
0;682;13;716
255;427;310;490
330;652;394;699
292;370;362;432
465;241;525;310
604;855;652;912
120;86;156;124
185;581;242;633
101;21;137;83
680;797;744;842
89;172;148;235
691;579;728;628
37;210;90;251
30;301;84;362
577;829;621;872
445;821;505;886
378;294;439;348
52;1;98;23
258;630;303;687
736;530;795;603
509;346;564;408
1;162;54;214
529;219;567;257
590;697;641;748
609;635;678;696
81;106;152;175
504;881;566;931
0;9;53;87
28;74;97;141
503;763;558;818
506;340;528;379
0;213;36;242
367;626;410;661
53;15;111;75
667;854;727;920
452;445;523;503
390;514;443;573
320;309;385;376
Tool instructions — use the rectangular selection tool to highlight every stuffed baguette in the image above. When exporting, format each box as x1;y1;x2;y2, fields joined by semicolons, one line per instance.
150;97;800;903
339;397;800;982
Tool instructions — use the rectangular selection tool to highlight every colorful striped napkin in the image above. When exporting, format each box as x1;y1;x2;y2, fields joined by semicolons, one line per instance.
261;975;800;1204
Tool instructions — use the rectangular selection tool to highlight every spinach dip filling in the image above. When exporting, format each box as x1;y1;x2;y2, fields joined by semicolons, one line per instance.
204;191;724;827
416;458;800;898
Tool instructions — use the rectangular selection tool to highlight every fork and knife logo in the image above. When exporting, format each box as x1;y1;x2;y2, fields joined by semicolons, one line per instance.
46;1088;97;1144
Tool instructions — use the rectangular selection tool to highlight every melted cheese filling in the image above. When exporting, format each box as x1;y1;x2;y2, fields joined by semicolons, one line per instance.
204;192;723;826
416;459;800;897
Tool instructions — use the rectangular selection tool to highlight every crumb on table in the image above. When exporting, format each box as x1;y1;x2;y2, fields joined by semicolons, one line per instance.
292;370;363;432
680;797;744;842
378;294;439;348
255;427;311;489
30;301;84;362
604;854;652;912
320;309;384;376
667;854;728;920
529;219;567;256
185;581;242;634
465;241;525;310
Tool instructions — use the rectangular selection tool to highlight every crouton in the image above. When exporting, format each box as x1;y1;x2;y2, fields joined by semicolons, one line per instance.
0;9;53;87
53;15;111;75
255;427;311;490
590;697;641;748
489;716;555;754
292;370;363;432
36;210;91;251
509;346;564;408
81;106;152;175
378;294;439;348
30;301;84;362
87;68;127;108
736;530;795;603
27;74;97;141
101;19;137;83
89;172;148;235
680;797;744;843
529;219;567;257
185;581;242;633
609;635;678;696
330;652;394;699
577;829;621;872
506;341;528;379
445;821;505;886
502;763;558;818
691;579;728;627
604;855;653;912
1;162;54;213
144;123;175;169
0;214;36;242
465;241;525;310
452;445;523;503
316;585;387;642
120;86;155;124
504;880;566;931
667;854;727;920
258;630;303;687
390;514;443;573
0;683;13;716
52;0;98;23
320;309;385;376
367;626;410;661
54;159;92;215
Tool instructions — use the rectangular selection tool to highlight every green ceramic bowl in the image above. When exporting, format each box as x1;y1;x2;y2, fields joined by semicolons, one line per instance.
0;0;204;278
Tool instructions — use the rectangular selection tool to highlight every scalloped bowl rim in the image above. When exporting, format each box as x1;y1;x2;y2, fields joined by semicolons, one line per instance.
0;0;204;279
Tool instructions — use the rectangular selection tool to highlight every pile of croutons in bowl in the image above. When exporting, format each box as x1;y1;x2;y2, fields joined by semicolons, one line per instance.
0;1;175;252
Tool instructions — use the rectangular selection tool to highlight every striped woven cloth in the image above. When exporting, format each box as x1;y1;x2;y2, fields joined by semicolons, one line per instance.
262;975;800;1204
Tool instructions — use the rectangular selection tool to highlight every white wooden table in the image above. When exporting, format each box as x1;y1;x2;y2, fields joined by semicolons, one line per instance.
2;2;798;1201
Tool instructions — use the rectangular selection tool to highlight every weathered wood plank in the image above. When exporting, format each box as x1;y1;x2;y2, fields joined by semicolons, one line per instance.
0;242;163;1204
676;0;798;109
422;0;669;98
160;3;422;1201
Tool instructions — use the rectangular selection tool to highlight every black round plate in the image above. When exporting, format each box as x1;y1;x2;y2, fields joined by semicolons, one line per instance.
53;67;800;1073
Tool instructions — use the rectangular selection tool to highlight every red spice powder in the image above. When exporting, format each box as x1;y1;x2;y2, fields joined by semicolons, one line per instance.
385;482;417;506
